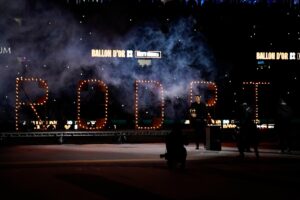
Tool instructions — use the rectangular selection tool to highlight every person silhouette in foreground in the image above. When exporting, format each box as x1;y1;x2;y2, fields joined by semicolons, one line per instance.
236;102;259;160
275;98;293;153
161;121;188;170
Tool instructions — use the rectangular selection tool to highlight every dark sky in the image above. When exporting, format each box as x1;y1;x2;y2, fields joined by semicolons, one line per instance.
0;0;299;130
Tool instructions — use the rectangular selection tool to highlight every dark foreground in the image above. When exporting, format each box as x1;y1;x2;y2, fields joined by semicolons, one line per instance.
0;143;300;200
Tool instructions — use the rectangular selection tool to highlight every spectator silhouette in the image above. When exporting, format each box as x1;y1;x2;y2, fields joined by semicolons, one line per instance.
236;102;259;159
161;121;188;170
275;98;293;153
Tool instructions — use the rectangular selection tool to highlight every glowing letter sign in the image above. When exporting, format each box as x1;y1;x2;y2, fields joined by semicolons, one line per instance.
190;81;218;107
77;79;108;130
15;77;49;131
242;81;271;122
15;77;272;131
91;49;162;59
256;51;300;61
135;80;164;130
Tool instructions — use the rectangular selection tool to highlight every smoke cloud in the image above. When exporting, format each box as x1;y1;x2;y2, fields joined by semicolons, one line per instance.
0;0;216;123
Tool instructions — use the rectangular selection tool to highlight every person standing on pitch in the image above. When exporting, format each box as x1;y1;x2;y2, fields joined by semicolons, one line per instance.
189;95;208;150
275;98;293;153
